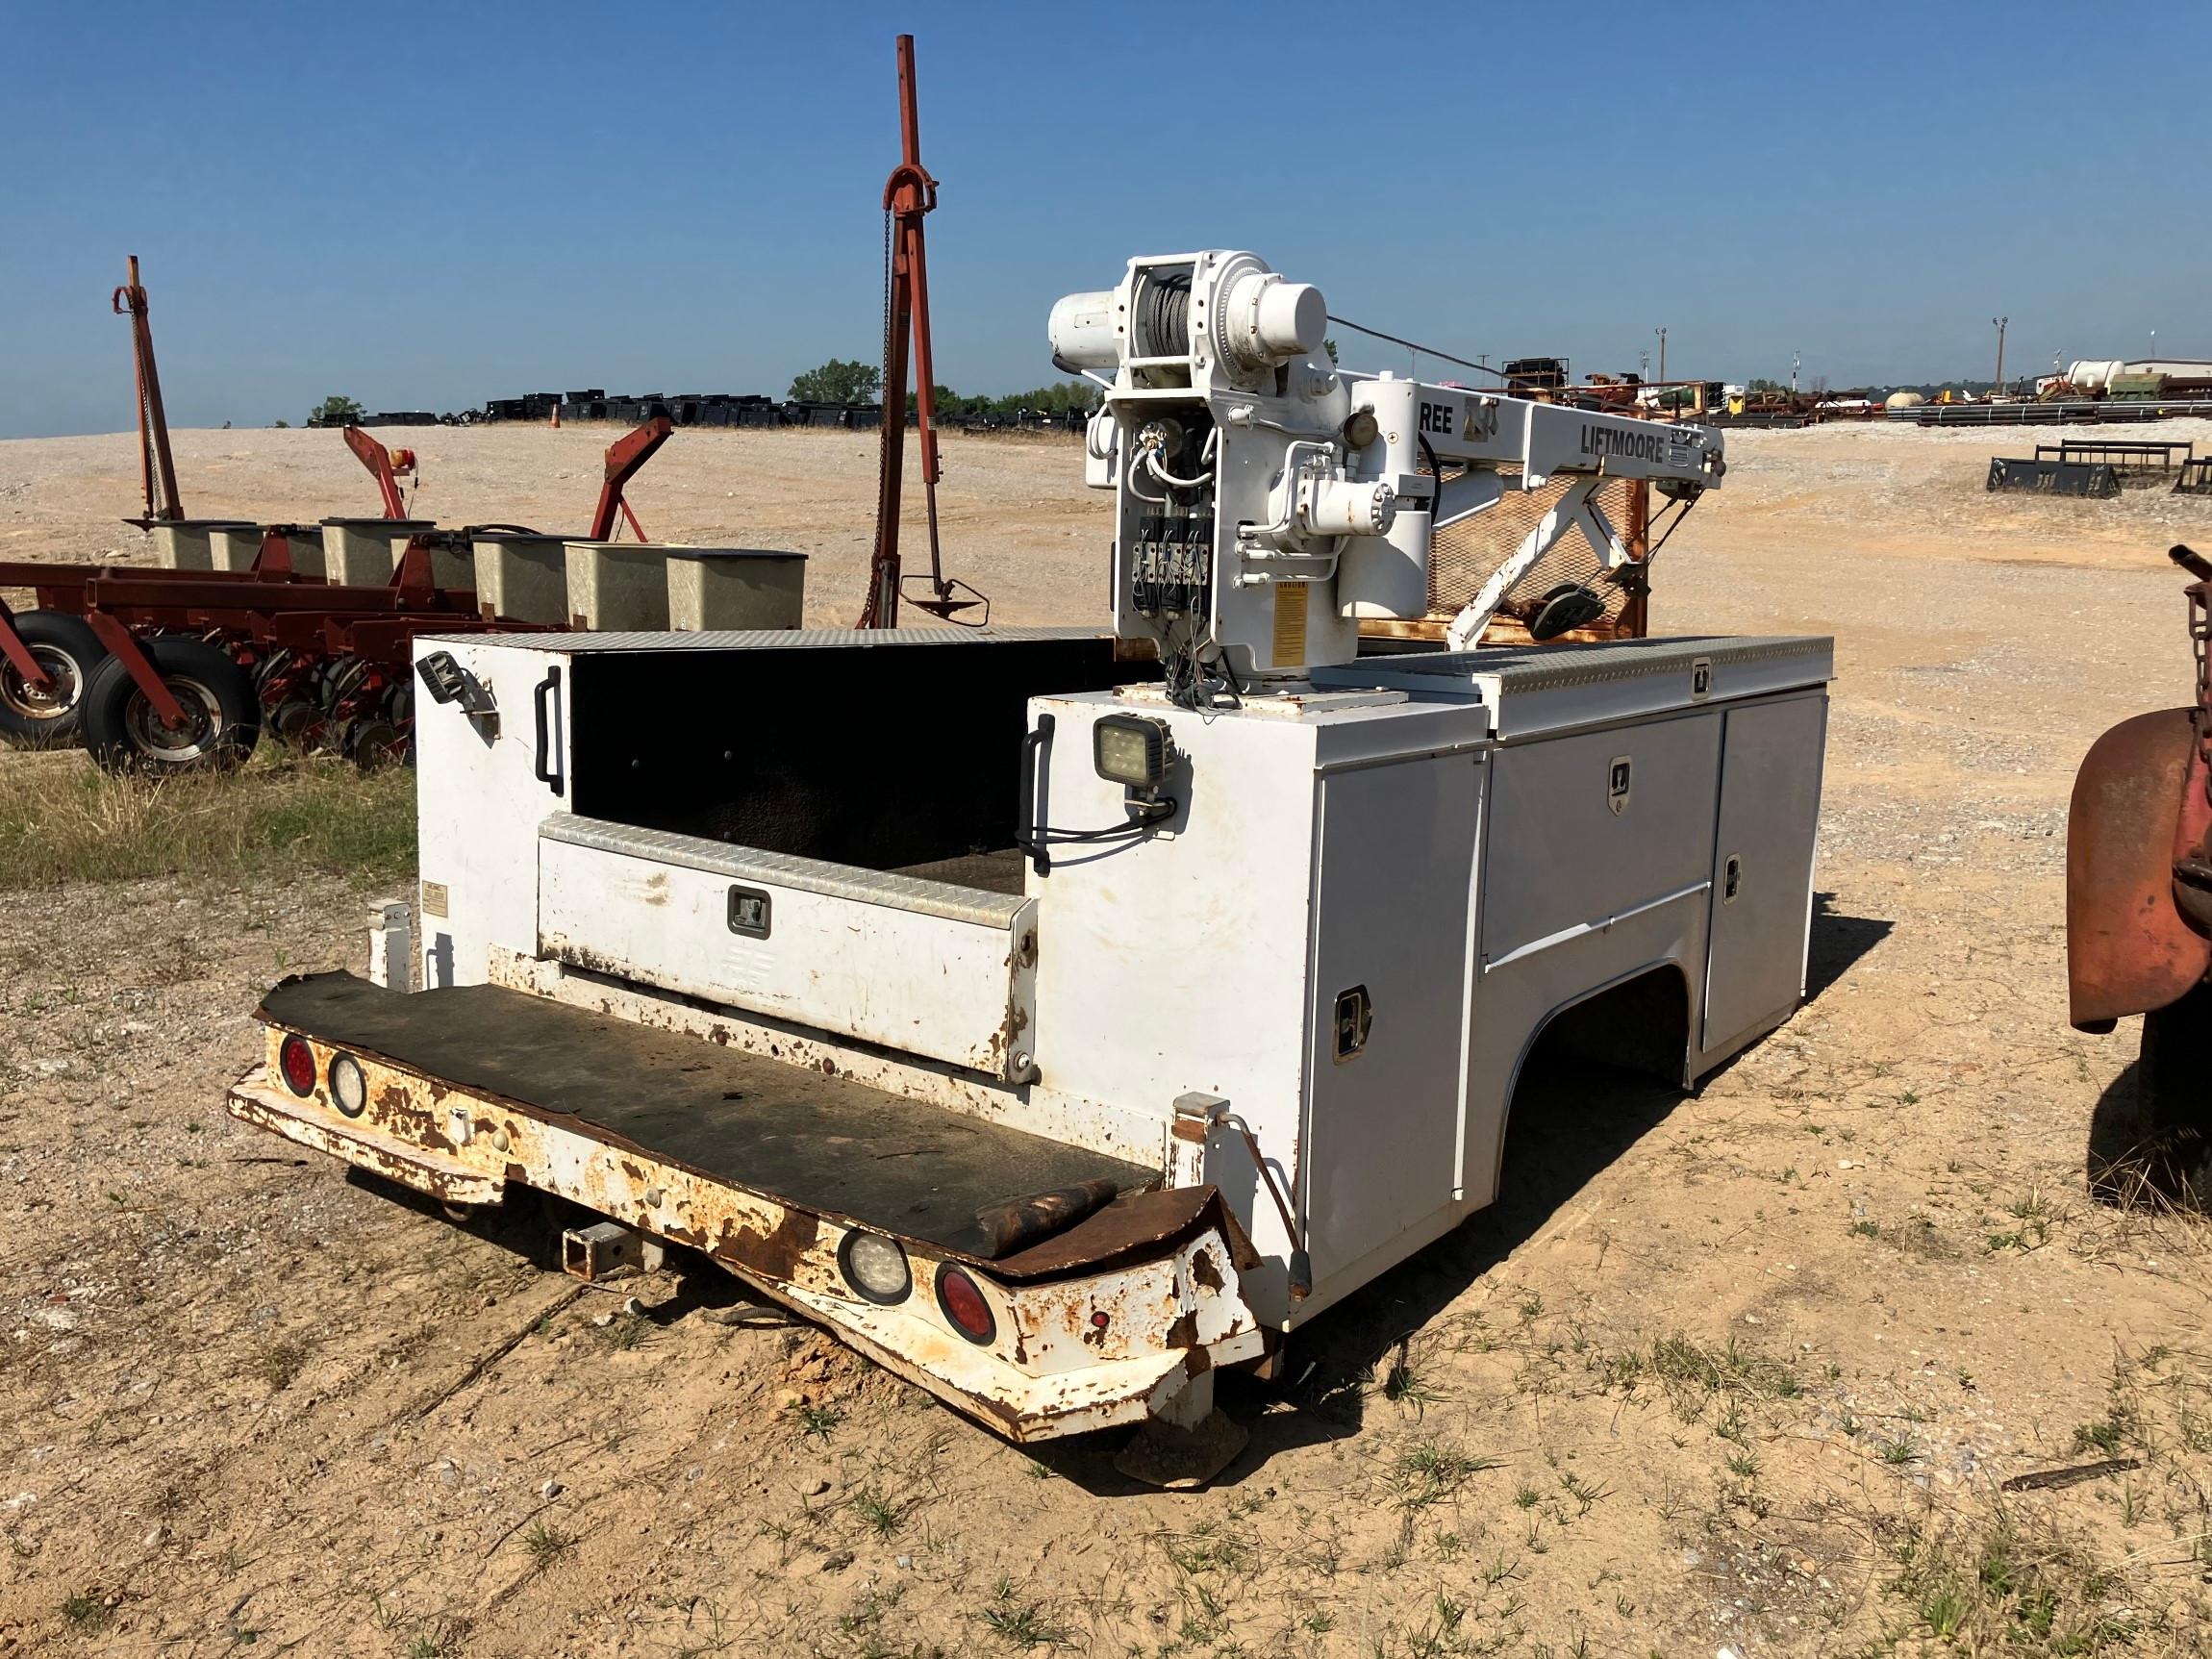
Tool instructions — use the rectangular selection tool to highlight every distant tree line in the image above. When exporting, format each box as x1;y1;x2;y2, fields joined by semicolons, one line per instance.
787;360;882;405
787;359;1094;417
928;379;1095;419
282;370;1099;434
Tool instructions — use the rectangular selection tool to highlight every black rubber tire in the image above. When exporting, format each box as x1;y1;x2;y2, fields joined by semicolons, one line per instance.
2141;981;2212;1198
2090;981;2212;1207
0;612;110;746
79;635;262;773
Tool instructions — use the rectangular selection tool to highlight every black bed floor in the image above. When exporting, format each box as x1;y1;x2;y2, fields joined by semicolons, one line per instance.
260;972;1152;1259
888;848;1027;895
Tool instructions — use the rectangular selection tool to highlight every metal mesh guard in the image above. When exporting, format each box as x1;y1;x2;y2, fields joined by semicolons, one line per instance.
1424;470;1640;631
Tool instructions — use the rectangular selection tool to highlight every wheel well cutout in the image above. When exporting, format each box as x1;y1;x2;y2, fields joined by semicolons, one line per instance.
1522;964;1692;1087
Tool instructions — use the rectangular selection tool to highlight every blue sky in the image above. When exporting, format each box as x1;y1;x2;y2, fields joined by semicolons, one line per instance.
3;2;2205;437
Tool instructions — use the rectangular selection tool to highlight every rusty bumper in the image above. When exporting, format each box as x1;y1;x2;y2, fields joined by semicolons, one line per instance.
227;1034;1265;1443
2067;708;2212;1030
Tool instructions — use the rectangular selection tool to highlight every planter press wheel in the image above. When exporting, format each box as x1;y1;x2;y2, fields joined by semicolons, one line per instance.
79;636;262;774
341;716;407;770
0;612;110;746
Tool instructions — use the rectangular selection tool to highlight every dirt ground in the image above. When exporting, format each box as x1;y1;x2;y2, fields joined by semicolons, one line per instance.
5;418;2212;1657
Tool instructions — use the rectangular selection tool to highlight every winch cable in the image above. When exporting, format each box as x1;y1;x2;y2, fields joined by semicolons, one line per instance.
1641;491;1702;562
1326;315;1510;381
1137;270;1193;358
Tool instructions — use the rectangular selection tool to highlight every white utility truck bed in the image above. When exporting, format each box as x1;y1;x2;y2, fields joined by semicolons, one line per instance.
231;249;1830;1455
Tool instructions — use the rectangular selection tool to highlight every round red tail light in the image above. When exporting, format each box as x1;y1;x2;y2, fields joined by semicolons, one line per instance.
278;1034;316;1096
934;1265;997;1345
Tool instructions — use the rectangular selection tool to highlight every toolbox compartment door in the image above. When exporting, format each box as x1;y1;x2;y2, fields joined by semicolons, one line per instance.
1478;711;1724;971
1700;693;1827;1059
537;814;1038;1080
1303;751;1482;1285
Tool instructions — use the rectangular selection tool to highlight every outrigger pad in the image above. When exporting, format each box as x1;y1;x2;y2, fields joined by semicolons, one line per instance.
257;972;1158;1261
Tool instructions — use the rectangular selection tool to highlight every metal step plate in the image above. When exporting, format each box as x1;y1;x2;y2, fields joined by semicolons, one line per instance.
256;971;1146;1259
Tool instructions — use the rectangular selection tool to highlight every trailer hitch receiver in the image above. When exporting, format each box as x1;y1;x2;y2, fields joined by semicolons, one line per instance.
563;1219;665;1283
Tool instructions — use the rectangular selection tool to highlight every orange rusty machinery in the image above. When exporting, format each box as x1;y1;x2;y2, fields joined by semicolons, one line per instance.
857;34;986;629
2067;542;2212;1180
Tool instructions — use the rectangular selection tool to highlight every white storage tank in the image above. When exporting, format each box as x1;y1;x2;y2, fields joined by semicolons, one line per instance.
320;518;436;586
564;540;671;631
208;524;326;574
471;531;569;623
150;518;254;570
666;549;806;631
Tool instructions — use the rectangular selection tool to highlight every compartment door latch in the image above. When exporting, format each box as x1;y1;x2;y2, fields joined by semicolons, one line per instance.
727;885;772;939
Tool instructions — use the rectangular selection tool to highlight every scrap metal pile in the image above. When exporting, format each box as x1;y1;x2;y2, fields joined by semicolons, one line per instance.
1987;440;2200;500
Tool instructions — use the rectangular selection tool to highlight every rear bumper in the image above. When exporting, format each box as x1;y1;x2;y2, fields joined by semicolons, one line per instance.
231;1068;505;1206
228;1039;1264;1442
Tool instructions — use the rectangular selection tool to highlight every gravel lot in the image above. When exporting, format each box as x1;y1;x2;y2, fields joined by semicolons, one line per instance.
4;417;2212;1656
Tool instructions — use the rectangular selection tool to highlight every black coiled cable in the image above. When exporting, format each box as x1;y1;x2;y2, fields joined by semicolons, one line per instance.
1135;270;1192;359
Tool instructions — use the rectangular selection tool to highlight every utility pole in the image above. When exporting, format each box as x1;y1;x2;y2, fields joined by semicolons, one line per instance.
1654;326;1667;383
1991;315;2007;394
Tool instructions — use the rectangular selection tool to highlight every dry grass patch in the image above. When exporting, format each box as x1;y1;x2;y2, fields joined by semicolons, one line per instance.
0;750;414;889
1880;1510;2144;1654
253;1334;312;1392
1648;1331;1803;1401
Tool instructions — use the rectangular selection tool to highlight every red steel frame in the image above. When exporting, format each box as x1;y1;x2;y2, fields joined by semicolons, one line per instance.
859;35;981;627
342;425;416;520
859;34;940;627
588;416;672;540
114;255;184;527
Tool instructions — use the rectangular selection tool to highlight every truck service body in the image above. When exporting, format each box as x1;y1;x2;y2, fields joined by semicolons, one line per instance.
233;252;1831;1445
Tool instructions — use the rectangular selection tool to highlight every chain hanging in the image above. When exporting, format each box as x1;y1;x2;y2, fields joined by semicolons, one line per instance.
2191;578;2210;799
